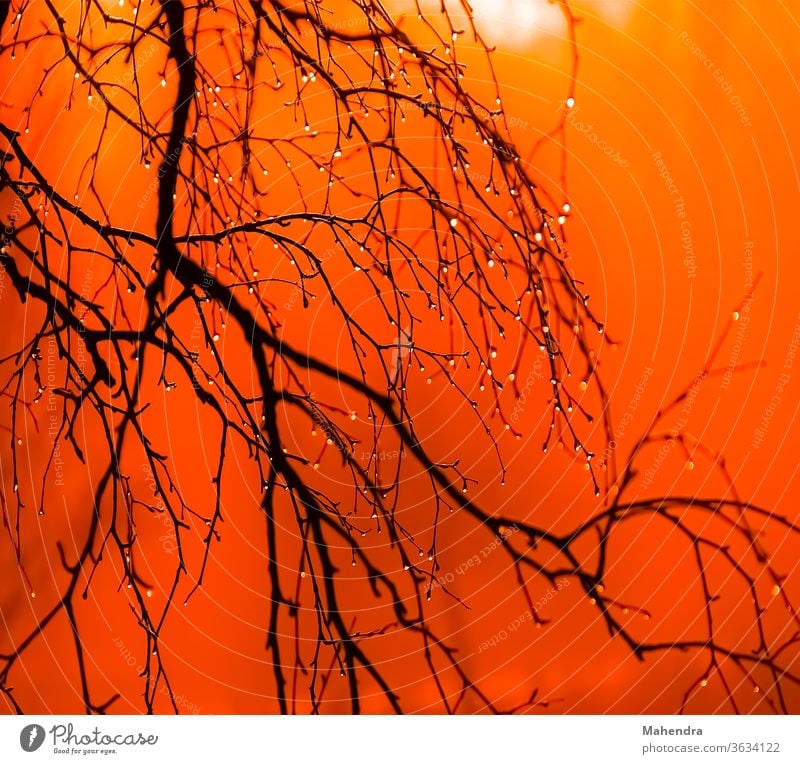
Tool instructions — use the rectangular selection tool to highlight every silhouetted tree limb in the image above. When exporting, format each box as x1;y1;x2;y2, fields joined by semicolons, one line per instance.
0;0;797;715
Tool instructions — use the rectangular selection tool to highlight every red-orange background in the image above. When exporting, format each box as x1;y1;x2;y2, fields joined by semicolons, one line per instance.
1;0;799;714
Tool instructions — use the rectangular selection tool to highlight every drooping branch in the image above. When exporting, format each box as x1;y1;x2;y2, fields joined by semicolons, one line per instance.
0;0;797;715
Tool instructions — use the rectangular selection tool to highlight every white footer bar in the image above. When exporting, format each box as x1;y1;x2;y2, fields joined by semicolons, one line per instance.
1;715;796;763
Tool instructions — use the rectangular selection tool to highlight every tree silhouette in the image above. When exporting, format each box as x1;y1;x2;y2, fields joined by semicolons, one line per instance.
0;0;798;714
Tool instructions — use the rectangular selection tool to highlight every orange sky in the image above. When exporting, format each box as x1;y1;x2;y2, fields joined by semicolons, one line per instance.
1;0;799;715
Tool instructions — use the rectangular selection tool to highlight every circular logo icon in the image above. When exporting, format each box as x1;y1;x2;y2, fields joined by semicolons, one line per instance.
20;724;45;753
